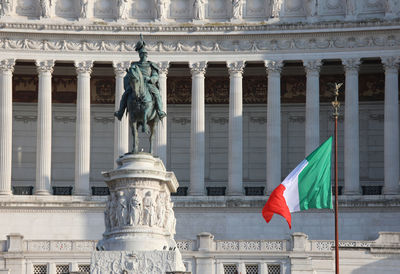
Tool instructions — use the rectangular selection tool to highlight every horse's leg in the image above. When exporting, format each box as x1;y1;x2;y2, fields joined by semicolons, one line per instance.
132;121;139;153
143;109;150;134
149;120;155;154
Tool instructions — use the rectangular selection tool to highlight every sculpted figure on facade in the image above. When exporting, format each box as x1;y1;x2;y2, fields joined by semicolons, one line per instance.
155;0;167;20
109;192;118;228
116;191;128;227
142;191;155;226
232;0;242;19
307;0;317;18
40;0;52;18
386;0;400;16
193;0;204;20
104;197;112;232
156;192;166;227
129;192;142;225
0;0;12;16
346;0;357;16
165;202;176;236
271;0;283;18
80;0;88;18
118;0;129;20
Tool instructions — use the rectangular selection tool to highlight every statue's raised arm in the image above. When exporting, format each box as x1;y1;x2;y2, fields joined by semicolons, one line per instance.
114;35;166;155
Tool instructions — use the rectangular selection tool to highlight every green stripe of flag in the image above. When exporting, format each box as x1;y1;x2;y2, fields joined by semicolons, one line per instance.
298;137;333;211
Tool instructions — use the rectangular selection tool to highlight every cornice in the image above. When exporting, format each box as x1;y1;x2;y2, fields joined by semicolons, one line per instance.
0;29;399;56
0;195;399;212
1;19;400;36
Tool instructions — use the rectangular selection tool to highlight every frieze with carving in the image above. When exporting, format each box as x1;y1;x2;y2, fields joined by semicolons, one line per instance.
243;76;267;104
359;73;384;101
320;74;345;102
167;76;191;104
53;76;77;104
281;75;306;103
12;74;38;103
205;77;229;104
91;77;115;104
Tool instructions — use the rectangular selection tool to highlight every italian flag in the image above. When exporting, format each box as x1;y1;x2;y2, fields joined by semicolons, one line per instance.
262;137;333;229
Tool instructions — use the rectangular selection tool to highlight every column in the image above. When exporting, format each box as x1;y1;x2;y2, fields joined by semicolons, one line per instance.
382;56;399;194
155;61;169;165
0;59;15;195
227;61;245;195
189;61;207;195
304;59;322;156
112;61;130;167
74;60;93;195
265;60;283;194
35;60;55;195
343;58;361;195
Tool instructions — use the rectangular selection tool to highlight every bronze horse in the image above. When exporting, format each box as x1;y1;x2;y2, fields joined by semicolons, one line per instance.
126;65;158;154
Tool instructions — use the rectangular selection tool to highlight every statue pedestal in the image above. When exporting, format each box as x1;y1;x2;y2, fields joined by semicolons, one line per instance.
91;153;186;273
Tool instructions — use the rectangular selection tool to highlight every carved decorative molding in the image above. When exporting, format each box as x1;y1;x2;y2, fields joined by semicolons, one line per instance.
211;117;228;125
14;115;37;123
54;116;76;123
94;116;114;124
172;117;190;125
0;29;399;56
250;116;267;124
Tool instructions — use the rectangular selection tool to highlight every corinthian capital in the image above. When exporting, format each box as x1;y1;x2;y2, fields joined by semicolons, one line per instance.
189;61;207;75
304;59;322;75
112;61;131;76
227;61;245;75
157;62;170;75
265;60;283;74
0;59;15;72
381;56;399;72
36;60;55;74
342;58;361;71
74;60;94;74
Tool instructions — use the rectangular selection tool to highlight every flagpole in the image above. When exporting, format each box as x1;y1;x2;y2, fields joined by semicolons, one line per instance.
332;83;342;274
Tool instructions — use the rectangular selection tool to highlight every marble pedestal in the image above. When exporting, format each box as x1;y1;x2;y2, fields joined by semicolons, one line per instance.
91;153;186;274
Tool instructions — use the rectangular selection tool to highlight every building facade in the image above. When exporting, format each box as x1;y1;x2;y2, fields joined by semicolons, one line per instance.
0;0;400;273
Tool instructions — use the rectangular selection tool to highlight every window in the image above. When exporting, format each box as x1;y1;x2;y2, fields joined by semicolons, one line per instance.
33;265;47;274
246;264;259;274
268;264;281;274
224;264;238;274
56;265;69;274
78;264;91;273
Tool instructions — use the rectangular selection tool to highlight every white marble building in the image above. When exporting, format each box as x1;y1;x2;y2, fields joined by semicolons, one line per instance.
0;0;400;273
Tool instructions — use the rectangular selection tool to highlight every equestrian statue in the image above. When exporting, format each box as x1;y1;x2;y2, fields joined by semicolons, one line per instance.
114;35;166;154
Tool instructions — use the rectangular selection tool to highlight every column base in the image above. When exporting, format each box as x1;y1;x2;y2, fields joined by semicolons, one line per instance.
0;190;12;195
188;191;204;196
383;187;400;195
34;190;51;195
227;191;243;196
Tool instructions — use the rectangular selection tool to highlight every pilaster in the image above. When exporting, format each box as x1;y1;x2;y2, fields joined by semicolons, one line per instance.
155;61;169;165
382;56;399;194
189;61;207;196
343;58;361;195
304;59;322;156
74;60;93;196
227;61;245;195
35;60;55;195
112;61;130;167
265;60;283;194
0;59;15;195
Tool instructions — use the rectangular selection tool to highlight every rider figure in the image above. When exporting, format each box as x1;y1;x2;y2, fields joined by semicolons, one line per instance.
114;37;167;121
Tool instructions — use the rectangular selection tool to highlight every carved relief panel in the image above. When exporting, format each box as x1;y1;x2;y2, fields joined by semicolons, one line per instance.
245;0;269;18
282;0;306;17
318;0;345;16
358;0;385;15
132;0;154;19
55;0;79;19
170;0;191;19
94;0;116;19
16;0;40;17
208;0;228;19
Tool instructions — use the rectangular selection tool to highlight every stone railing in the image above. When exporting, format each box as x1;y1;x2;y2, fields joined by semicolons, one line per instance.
0;0;397;23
